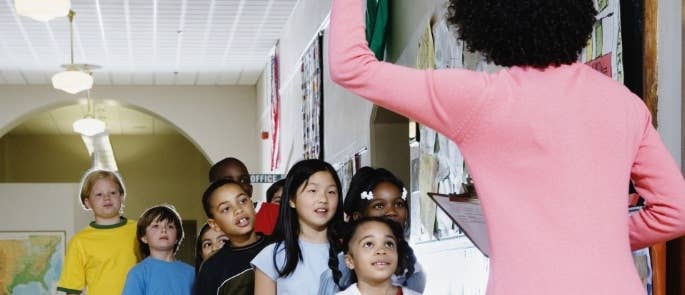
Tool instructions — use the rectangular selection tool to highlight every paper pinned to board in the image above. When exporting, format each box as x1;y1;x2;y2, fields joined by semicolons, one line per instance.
428;192;490;257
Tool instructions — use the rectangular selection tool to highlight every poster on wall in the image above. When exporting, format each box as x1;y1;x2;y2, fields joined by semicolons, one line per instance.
0;231;66;295
580;0;623;81
412;15;493;243
301;33;324;160
414;22;438;242
269;41;282;170
335;158;355;206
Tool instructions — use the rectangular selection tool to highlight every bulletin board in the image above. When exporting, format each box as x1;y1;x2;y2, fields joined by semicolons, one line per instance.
301;33;325;160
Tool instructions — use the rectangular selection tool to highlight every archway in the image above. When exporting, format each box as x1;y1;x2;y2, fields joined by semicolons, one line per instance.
0;99;212;265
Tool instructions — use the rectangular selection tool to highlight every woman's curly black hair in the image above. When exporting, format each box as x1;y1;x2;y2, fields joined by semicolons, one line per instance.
447;0;597;68
342;217;416;286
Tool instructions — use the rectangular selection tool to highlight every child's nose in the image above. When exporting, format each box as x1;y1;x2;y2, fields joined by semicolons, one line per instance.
316;193;328;204
385;207;397;217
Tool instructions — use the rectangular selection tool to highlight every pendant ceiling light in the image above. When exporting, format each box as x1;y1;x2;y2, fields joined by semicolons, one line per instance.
52;10;99;94
73;91;106;136
14;0;70;22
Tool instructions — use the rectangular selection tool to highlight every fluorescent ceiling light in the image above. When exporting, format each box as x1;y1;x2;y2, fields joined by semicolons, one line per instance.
73;117;106;136
81;132;118;171
14;0;70;22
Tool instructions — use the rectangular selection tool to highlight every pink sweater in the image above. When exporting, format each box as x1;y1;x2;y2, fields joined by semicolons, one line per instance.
328;0;685;294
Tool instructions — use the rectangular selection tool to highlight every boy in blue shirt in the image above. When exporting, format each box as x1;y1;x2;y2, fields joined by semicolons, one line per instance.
122;205;194;295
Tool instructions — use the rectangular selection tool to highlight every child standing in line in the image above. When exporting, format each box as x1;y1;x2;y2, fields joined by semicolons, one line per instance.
252;159;344;295
122;205;194;295
266;179;286;204
193;222;229;273
340;167;425;292
328;0;685;294
337;217;420;295
209;156;279;235
209;157;254;195
195;178;272;295
57;169;137;295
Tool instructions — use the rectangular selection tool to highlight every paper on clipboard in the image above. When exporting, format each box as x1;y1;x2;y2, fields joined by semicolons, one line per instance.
428;192;490;257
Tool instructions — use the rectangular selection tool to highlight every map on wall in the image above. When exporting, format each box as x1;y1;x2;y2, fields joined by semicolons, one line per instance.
0;231;65;295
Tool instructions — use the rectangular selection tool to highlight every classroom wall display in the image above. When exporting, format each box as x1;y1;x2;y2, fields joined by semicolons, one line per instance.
580;0;623;81
269;42;282;170
0;231;66;295
412;13;498;243
335;158;355;207
334;147;370;211
301;33;325;160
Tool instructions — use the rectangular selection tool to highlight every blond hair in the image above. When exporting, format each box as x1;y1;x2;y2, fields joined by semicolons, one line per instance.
79;169;126;209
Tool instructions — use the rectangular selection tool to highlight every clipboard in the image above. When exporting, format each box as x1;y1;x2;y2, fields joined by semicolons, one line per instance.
428;192;490;257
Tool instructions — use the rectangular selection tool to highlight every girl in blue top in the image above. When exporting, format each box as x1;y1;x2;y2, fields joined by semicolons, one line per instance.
252;159;345;295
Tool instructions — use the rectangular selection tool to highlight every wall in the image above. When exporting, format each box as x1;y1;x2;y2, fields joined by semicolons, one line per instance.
0;137;6;181
0;134;211;228
0;85;259;168
256;0;438;174
0;183;86;240
255;0;373;172
0;135;90;182
658;0;683;167
371;122;410;183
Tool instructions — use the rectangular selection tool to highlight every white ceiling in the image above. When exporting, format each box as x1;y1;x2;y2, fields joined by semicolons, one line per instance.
2;0;300;136
0;0;298;86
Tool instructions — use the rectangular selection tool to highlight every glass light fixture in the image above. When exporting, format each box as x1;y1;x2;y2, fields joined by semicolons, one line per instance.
52;69;93;94
14;0;70;22
52;10;99;94
73;92;107;136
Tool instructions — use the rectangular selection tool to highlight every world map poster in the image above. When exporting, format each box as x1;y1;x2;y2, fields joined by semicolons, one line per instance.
0;231;65;295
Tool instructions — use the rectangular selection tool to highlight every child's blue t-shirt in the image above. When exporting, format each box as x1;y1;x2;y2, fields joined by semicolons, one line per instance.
122;256;194;295
251;239;339;295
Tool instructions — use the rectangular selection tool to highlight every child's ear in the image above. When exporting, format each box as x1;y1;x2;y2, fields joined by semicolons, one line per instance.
289;200;296;208
344;253;355;270
345;253;354;269
83;198;91;210
141;236;148;245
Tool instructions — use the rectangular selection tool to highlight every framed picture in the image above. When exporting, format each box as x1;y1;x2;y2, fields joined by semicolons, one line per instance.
0;231;66;295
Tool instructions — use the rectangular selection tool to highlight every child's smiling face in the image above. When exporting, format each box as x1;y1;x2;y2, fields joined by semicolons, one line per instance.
290;171;339;232
344;221;398;284
207;183;255;239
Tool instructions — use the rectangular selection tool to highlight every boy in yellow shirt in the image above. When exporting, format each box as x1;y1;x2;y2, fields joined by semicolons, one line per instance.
57;169;138;295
